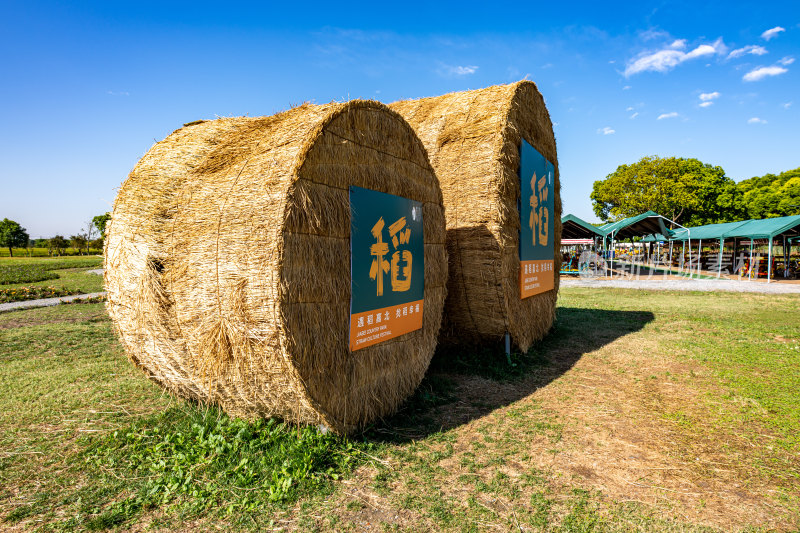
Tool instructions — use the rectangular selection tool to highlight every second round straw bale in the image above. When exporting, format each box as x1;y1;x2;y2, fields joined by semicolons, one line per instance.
391;81;561;351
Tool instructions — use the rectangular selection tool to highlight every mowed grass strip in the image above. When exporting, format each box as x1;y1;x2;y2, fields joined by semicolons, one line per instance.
0;289;799;531
0;256;103;270
0;265;58;285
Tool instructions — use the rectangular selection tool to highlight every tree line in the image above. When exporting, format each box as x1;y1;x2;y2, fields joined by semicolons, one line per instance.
591;156;800;226
0;213;110;257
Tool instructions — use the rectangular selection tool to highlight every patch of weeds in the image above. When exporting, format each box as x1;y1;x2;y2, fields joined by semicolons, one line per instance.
459;452;477;471
662;410;694;429
30;406;375;529
466;495;497;521
561;489;605;532
372;466;393;496
526;491;552;528
486;471;520;498
429;442;454;462
346;500;365;511
2;489;57;524
4;503;35;522
425;492;455;526
521;468;549;487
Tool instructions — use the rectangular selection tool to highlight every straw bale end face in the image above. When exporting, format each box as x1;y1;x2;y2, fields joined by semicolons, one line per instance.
104;101;447;434
391;81;561;352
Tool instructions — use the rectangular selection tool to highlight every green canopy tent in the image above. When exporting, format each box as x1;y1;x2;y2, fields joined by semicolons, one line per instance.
560;214;605;275
645;216;800;281
601;210;671;240
720;215;800;282
561;214;605;240
600;211;690;277
641;233;671;242
663;221;748;278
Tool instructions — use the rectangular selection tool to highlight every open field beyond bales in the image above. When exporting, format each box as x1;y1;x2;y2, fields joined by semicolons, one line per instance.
0;288;798;531
0;249;103;258
0;257;103;304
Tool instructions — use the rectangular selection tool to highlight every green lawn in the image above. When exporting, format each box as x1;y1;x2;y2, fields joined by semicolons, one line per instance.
0;255;103;271
0;288;798;531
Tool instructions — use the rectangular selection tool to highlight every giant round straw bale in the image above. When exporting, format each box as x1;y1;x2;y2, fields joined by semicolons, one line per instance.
104;101;447;433
390;81;561;352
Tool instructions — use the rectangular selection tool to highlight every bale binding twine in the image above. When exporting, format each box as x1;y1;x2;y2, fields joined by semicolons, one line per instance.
104;100;447;433
391;81;561;352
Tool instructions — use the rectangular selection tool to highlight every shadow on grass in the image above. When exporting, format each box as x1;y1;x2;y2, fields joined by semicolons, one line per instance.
365;306;654;442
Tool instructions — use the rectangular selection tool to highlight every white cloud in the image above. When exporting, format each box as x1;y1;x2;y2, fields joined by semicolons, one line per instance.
622;85;631;90
685;44;718;59
743;65;788;81
727;45;768;59
449;65;478;75
630;112;639;119
438;63;478;76
624;38;724;77
106;90;130;96
657;112;679;120
639;28;670;42
699;91;720;101
626;106;634;111
699;102;713;108
779;56;795;66
597;126;616;135
784;102;792;109
748;117;767;124
761;27;785;41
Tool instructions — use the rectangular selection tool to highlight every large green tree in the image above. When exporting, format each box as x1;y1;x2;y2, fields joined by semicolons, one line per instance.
0;218;29;257
49;235;68;256
591;156;744;226
92;212;111;238
736;167;800;218
70;234;87;255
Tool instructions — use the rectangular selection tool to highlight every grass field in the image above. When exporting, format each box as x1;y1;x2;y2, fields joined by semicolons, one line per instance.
0;256;103;303
0;288;798;531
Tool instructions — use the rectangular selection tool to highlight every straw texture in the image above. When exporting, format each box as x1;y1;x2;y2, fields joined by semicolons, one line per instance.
104;101;447;433
391;81;561;352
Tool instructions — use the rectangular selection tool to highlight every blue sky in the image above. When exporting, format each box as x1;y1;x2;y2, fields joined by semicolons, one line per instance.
1;1;798;237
